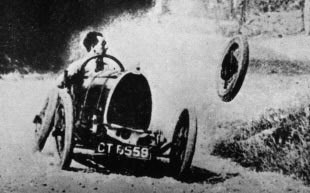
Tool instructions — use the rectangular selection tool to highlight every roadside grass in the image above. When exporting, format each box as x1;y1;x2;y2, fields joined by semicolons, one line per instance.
248;46;310;75
248;36;310;75
249;57;310;75
217;11;303;37
211;101;310;185
0;72;57;81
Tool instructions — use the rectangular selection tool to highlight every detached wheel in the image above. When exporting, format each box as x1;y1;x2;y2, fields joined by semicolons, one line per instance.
170;108;198;179
53;89;74;169
216;35;249;102
33;89;58;152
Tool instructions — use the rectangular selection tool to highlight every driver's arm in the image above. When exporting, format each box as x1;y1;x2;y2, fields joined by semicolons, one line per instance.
84;60;97;77
55;58;85;88
56;73;64;88
66;58;85;77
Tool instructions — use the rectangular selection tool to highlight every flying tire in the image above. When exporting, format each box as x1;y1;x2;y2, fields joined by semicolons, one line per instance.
216;35;249;102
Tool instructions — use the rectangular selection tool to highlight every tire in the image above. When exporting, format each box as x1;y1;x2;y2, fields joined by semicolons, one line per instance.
170;108;198;180
216;35;249;102
53;89;74;169
33;89;58;152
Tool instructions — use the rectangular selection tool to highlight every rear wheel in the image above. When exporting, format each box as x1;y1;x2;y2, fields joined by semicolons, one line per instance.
170;108;198;180
53;89;74;169
216;35;249;102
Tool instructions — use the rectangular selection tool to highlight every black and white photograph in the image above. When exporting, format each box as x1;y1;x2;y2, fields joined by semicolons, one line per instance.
1;0;310;192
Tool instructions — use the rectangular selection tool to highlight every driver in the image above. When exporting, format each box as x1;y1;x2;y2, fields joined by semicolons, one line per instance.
33;31;108;131
58;31;108;87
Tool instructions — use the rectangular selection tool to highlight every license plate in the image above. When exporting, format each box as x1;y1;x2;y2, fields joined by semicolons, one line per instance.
95;142;151;160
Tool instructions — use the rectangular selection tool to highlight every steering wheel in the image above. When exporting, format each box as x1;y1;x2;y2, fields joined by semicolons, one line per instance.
81;54;125;72
63;54;125;89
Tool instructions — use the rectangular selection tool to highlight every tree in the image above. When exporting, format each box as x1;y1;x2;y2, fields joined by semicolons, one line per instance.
238;0;248;33
229;0;235;19
305;0;310;35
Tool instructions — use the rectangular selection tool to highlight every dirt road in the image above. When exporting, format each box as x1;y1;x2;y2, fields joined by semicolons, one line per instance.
1;49;310;193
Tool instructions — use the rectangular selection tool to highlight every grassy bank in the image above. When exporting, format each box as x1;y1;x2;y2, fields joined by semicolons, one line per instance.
212;102;310;185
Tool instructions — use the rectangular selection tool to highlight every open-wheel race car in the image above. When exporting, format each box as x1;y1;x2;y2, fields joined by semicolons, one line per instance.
216;35;249;102
34;54;198;179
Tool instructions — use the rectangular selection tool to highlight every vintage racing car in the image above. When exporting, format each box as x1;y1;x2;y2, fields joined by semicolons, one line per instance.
34;54;198;179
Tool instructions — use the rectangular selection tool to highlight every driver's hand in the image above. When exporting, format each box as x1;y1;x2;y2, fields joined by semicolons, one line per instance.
57;81;65;89
93;71;102;77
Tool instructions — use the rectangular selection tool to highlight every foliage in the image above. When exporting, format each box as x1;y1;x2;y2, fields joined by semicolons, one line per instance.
212;104;310;184
251;0;304;12
0;0;152;73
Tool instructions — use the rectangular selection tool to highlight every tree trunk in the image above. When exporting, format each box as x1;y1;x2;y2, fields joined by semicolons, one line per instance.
301;0;305;31
229;0;235;20
238;0;247;33
305;0;310;35
240;0;247;24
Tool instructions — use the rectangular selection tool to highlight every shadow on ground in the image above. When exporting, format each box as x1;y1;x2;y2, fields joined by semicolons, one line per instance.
68;153;239;184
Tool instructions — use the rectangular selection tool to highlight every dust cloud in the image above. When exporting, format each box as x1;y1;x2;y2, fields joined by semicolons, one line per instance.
66;0;227;138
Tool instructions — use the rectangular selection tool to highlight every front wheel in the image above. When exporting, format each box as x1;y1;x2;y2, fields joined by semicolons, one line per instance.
216;35;249;102
33;89;58;152
170;108;198;180
53;89;74;169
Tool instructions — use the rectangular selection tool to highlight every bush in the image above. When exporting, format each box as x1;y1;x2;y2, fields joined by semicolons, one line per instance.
212;104;310;184
251;0;304;12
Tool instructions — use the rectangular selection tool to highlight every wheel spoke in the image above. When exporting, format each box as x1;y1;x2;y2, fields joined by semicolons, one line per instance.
179;150;185;162
182;126;188;138
172;124;187;164
54;101;66;158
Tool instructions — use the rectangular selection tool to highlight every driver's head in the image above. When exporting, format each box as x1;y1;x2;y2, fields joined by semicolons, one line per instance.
83;31;107;55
